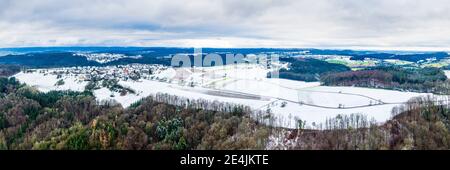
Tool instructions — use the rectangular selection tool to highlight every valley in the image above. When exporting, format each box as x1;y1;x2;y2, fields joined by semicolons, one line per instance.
13;62;438;129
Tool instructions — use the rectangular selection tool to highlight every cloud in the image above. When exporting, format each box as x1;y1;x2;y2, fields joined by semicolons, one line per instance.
0;0;450;50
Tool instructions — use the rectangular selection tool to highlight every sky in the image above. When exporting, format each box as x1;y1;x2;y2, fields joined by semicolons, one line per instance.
1;0;450;50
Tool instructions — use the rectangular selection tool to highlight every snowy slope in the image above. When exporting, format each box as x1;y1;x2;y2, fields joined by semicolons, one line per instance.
14;72;87;92
13;65;436;129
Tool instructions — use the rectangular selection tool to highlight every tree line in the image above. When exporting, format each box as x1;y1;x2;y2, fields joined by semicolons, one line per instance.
0;77;270;150
270;58;351;82
321;66;450;94
268;95;450;150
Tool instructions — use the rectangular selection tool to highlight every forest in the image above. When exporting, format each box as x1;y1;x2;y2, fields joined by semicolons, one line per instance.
2;76;449;150
1;64;450;150
350;52;449;62
269;95;450;150
0;52;172;68
320;66;450;94
0;77;270;150
273;58;351;82
0;65;20;77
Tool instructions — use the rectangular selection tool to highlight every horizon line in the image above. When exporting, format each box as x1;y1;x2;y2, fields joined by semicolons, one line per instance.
1;45;450;53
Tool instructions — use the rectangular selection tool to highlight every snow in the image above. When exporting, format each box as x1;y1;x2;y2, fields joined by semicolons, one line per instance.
215;78;427;108
268;100;400;129
445;70;450;79
211;77;431;128
117;79;271;108
12;65;436;129
14;71;87;92
154;68;177;80
305;86;426;104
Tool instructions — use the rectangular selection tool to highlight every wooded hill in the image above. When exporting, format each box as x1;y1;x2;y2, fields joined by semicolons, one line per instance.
321;66;450;94
0;77;270;150
272;58;351;82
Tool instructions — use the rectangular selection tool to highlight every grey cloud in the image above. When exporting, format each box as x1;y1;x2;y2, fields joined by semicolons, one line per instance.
0;0;449;49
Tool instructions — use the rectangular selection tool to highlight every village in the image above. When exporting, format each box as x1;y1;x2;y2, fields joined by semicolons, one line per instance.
25;64;169;83
73;53;143;64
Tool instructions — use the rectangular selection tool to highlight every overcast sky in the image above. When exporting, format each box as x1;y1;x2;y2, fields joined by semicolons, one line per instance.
1;0;450;50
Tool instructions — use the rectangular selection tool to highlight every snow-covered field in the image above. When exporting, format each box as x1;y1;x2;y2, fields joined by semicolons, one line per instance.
13;64;435;129
445;70;450;79
14;71;87;92
213;78;431;128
